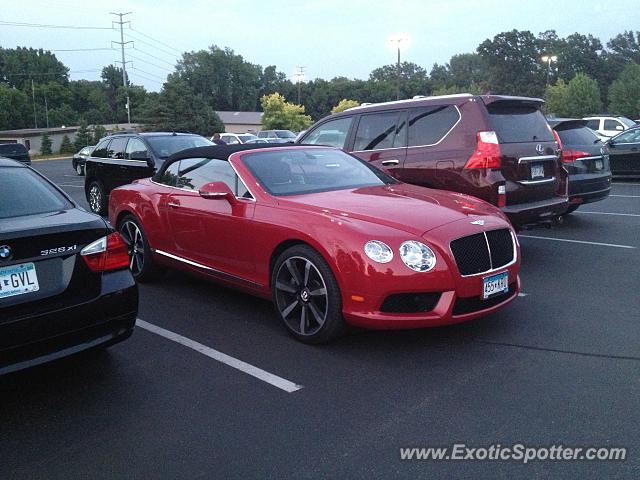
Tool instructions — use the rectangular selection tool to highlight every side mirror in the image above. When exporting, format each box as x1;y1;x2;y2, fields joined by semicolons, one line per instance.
198;181;238;205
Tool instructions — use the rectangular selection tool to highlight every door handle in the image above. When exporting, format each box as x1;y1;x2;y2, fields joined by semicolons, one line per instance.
381;159;400;166
168;202;180;208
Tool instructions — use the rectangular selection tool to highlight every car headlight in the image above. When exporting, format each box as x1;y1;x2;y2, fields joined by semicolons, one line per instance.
399;241;436;272
364;240;393;263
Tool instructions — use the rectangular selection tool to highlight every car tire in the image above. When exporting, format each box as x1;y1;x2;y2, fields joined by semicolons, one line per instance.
272;245;345;344
87;180;107;215
118;214;165;282
76;163;84;176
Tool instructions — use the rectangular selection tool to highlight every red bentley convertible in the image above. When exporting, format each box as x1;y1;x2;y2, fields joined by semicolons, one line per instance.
109;145;520;343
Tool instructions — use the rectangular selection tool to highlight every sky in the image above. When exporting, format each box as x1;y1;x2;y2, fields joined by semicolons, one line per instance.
1;0;638;92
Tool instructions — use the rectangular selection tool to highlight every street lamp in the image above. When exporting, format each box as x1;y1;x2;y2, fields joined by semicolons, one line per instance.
541;55;557;86
389;35;409;100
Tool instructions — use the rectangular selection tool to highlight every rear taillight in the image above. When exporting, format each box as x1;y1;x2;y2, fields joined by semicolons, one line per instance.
465;131;501;169
561;149;591;164
81;232;130;272
497;184;507;208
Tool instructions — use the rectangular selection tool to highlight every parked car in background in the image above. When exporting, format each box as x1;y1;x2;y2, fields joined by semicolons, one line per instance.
84;132;212;215
0;143;31;165
548;119;611;214
257;130;297;143
109;144;520;343
298;94;568;229
71;145;94;176
244;138;269;144
606;125;640;176
215;133;258;145
583;116;636;140
0;158;137;375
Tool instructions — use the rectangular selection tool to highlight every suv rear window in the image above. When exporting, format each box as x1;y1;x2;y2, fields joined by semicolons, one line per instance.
555;125;600;146
487;104;554;143
145;135;213;159
0;168;71;219
0;143;28;158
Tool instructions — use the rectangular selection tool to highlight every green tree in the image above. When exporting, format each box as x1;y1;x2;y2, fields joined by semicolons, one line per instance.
543;79;569;116
607;31;640;64
59;134;75;154
331;99;360;114
74;121;92;150
608;63;640;118
0;83;31;129
92;125;107;144
564;73;602;117
368;62;430;101
261;93;312;131
40;132;52;155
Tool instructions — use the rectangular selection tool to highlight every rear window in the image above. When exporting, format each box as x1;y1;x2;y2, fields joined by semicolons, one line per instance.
146;135;213;159
555;125;600;146
0;143;28;157
0;168;71;219
487;104;554;143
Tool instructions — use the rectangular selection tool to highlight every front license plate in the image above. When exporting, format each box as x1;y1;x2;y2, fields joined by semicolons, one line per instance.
0;263;40;300
482;271;509;300
530;163;545;179
595;159;604;170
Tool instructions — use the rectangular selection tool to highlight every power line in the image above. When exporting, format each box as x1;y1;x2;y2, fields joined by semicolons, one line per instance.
0;20;112;30
124;32;179;58
130;67;166;82
129;72;164;86
111;12;132;125
51;48;114;52
127;53;174;73
129;27;183;54
132;46;176;67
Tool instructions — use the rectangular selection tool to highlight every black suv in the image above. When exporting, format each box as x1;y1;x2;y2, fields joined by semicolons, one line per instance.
0;143;31;165
84;132;212;214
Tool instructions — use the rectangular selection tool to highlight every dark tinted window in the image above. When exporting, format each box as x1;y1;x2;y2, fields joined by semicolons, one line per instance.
555;125;599;146
242;148;395;196
275;130;296;139
108;137;128;159
408;105;460;146
157;162;179;187
92;139;111;158
302;117;353;148
177;158;249;197
604;119;624;131
0;168;71;218
145;135;212;159
125;138;148;159
488;104;554;143
0;143;28;157
585;120;600;130
613;129;640;144
354;112;404;151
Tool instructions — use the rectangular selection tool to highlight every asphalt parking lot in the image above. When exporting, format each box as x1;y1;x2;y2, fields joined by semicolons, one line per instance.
2;158;639;479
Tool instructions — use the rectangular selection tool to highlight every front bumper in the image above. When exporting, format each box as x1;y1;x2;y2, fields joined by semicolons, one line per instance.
0;269;138;375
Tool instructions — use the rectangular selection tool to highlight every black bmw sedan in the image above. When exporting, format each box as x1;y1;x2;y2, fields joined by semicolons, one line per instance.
0;158;137;375
549;119;612;214
607;125;640;176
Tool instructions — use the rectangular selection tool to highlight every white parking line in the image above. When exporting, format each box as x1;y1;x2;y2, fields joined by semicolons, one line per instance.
609;195;640;198
518;235;636;249
57;184;84;188
136;319;303;393
575;211;640;218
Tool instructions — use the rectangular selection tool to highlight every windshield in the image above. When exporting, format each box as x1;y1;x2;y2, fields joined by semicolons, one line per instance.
146;135;213;158
238;134;258;142
275;130;297;139
241;148;396;196
619;117;636;128
0;143;28;157
0;167;72;219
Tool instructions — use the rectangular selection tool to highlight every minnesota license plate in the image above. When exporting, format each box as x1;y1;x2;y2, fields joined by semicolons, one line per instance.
482;271;509;300
0;263;40;300
595;159;604;170
530;163;545;179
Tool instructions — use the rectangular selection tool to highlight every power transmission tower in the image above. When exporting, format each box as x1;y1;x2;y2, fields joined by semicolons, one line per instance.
295;66;305;105
111;12;132;125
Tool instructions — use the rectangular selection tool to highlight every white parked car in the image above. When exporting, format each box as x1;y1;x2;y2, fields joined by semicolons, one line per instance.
213;133;258;145
583;116;637;140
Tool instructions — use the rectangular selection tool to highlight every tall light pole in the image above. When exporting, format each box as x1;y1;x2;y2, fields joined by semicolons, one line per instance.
389;36;409;101
111;12;132;126
541;55;557;87
294;66;305;104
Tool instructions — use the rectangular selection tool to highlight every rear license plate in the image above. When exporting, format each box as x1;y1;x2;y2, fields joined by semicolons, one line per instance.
530;163;545;179
0;263;40;300
595;159;604;170
482;271;509;300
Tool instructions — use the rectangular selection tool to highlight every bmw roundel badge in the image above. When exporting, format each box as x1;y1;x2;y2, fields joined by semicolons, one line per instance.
0;245;12;260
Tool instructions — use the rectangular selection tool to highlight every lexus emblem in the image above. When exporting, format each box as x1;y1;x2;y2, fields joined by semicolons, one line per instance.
0;245;11;260
470;220;485;226
536;144;545;155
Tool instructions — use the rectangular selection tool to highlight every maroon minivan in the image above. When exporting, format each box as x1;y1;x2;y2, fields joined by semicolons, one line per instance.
297;94;568;228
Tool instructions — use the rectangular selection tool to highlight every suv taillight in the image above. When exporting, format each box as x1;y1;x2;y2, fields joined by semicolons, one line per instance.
81;232;130;272
561;150;591;164
465;131;501;169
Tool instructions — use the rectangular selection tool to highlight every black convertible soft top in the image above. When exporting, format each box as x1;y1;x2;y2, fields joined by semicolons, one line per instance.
155;143;293;180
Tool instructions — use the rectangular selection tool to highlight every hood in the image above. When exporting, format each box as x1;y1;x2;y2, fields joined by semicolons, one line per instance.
276;183;504;236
